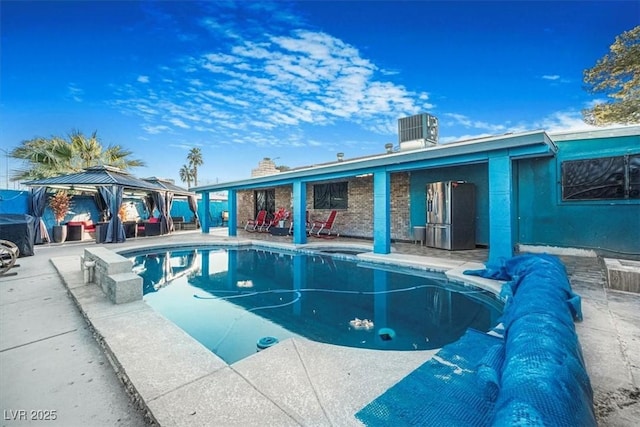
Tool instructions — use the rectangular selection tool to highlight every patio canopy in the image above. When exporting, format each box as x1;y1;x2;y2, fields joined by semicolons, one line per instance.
24;166;195;243
141;176;194;197
24;165;170;194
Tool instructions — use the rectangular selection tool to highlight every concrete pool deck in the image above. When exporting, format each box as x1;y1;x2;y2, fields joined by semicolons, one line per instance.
1;229;638;426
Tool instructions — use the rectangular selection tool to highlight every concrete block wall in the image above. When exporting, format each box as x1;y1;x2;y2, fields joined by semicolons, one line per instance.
83;247;142;304
235;172;412;241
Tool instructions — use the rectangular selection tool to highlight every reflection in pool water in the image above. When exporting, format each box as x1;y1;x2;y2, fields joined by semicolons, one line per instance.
125;246;502;364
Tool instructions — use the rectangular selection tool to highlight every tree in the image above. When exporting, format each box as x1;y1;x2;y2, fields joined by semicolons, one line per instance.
9;130;145;181
187;147;203;187
583;26;640;126
179;164;194;189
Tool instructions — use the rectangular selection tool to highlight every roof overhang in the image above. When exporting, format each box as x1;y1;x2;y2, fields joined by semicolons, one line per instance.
193;130;556;193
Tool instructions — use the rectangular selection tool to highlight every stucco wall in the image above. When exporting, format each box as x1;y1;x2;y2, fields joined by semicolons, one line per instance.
517;133;639;256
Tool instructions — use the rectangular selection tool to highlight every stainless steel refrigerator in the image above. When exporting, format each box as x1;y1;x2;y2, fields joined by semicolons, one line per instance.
426;181;476;250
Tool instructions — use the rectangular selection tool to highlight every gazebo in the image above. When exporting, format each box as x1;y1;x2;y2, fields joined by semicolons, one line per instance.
24;165;196;244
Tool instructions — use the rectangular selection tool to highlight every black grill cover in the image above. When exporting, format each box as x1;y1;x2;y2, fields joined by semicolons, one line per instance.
0;214;35;257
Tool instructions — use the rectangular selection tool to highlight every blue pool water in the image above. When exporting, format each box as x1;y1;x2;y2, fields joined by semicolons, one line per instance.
123;246;502;364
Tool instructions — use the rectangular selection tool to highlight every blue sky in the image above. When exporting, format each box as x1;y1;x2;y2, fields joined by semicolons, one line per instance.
1;1;638;187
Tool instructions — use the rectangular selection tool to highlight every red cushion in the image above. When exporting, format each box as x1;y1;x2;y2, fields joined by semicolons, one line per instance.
67;220;95;231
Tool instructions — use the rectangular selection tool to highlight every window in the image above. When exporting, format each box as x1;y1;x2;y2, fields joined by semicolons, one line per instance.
313;182;348;209
561;154;640;200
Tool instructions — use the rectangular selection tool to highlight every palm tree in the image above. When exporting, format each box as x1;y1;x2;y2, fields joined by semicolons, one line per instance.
9;131;145;181
187;147;203;186
179;164;194;189
69;130;102;169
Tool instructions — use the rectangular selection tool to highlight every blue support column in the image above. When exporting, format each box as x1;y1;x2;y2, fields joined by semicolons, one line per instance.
228;190;237;237
201;191;210;234
373;269;388;339
227;249;237;289
488;153;514;264
292;254;306;316
292;181;307;244
373;170;391;254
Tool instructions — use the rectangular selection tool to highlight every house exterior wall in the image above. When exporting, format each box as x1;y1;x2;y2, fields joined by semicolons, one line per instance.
237;190;255;225
235;173;412;240
409;164;489;246
517;133;639;256
231;130;638;256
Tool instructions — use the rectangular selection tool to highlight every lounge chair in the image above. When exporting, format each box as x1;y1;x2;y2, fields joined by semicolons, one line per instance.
309;210;338;238
245;210;268;232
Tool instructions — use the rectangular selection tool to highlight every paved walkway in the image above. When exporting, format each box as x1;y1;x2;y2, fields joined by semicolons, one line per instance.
0;231;638;426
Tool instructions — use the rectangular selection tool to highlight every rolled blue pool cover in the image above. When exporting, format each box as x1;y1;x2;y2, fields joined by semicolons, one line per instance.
466;254;596;427
356;254;596;426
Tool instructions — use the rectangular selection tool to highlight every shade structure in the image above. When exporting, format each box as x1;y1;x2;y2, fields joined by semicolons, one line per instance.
23;166;195;242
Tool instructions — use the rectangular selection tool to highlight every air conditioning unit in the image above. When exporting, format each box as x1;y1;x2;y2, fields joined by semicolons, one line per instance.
398;113;438;150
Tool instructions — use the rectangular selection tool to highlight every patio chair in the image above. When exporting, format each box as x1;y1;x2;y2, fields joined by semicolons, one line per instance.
263;208;289;232
138;217;161;237
245;210;267;232
309;210;338;238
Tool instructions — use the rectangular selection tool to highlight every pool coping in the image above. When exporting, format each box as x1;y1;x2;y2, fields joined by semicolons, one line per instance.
51;237;505;426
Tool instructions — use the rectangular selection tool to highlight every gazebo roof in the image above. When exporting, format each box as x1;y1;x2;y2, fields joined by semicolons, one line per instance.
24;166;191;194
142;177;194;197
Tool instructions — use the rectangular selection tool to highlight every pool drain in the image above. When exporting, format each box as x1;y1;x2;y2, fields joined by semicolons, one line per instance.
378;328;396;341
257;336;279;351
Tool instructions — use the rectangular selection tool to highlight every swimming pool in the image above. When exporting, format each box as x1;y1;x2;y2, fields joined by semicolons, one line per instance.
123;246;502;364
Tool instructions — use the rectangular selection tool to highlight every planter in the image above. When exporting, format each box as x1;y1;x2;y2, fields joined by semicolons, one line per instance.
52;225;67;243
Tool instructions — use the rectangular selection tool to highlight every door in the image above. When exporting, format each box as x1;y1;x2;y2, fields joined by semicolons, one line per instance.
254;189;275;217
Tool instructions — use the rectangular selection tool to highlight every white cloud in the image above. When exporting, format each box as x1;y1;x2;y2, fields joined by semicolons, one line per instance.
542;75;560;81
584;98;607;108
67;83;84;102
440;109;604;143
169;118;190;129
143;125;171;134
443;113;507;133
111;4;433;147
533;111;598;132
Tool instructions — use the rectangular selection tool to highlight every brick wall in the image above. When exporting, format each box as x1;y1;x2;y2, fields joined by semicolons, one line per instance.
235;172;412;240
251;158;280;177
